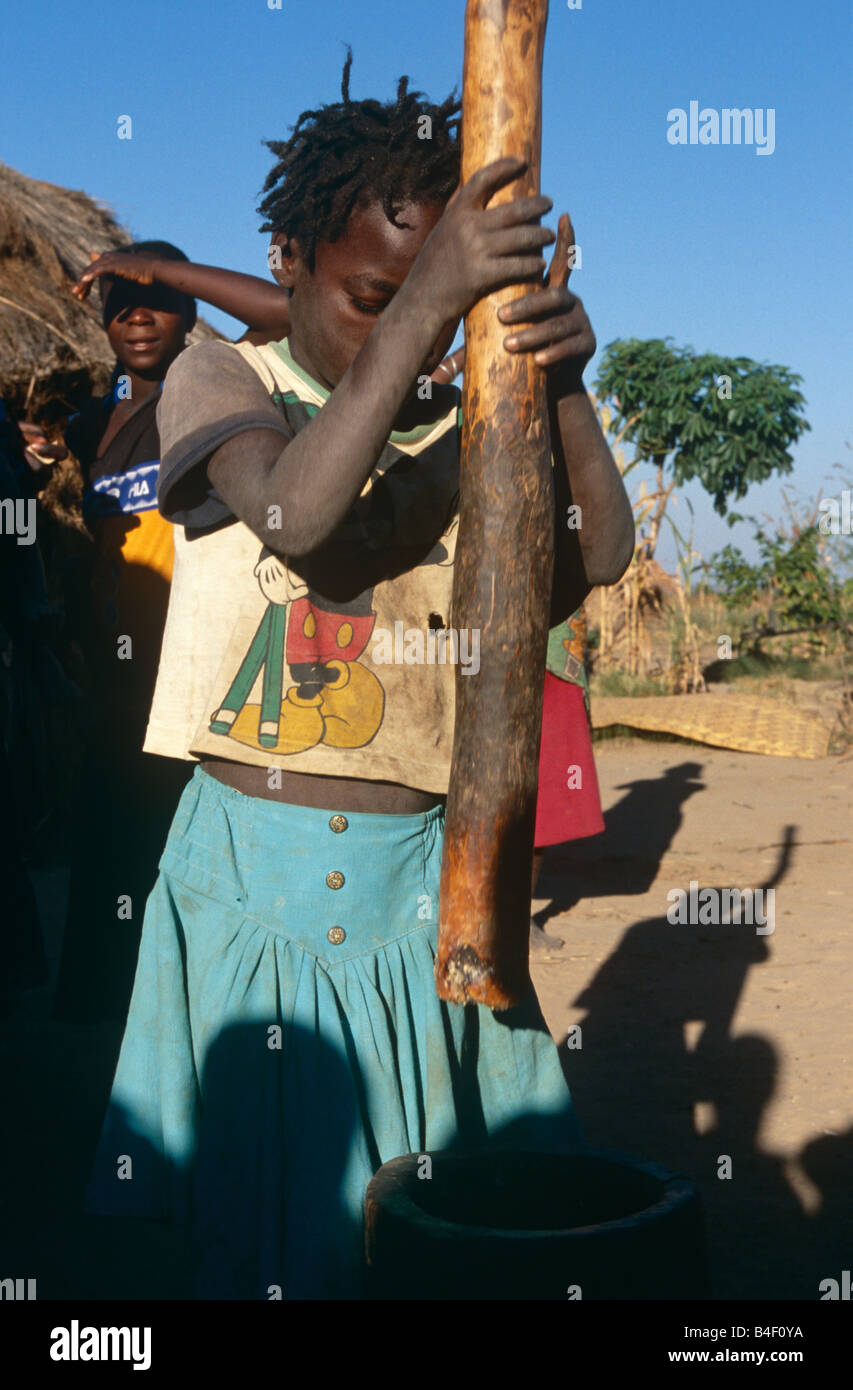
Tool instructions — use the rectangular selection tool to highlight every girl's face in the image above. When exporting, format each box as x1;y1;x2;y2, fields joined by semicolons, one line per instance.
104;281;189;381
271;199;458;391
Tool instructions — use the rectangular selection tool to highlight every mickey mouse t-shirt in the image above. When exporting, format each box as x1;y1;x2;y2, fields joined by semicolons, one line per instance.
146;338;464;793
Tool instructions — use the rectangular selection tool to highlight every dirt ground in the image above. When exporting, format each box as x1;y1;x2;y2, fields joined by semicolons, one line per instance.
531;737;853;1299
1;735;850;1301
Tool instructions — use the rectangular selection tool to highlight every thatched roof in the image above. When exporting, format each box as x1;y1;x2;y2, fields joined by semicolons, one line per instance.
0;161;219;421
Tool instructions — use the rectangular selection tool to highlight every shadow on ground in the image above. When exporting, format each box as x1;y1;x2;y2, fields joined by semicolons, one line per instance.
539;760;852;1299
535;759;706;925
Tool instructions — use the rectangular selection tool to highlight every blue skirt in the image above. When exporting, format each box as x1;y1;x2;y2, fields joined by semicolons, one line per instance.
86;765;582;1298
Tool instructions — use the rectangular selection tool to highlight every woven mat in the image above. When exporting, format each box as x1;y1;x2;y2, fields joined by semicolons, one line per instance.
591;693;832;759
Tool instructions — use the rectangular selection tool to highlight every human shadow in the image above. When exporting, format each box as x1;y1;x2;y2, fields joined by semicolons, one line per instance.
82;1019;363;1300
80;1009;705;1302
74;963;593;1303
796;1125;853;1298
555;825;844;1297
534;760;706;927
7;982;715;1301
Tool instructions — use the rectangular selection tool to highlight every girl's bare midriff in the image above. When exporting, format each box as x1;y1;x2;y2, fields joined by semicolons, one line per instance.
201;756;444;814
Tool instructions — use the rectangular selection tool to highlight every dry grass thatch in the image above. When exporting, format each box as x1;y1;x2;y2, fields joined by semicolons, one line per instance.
0;161;219;421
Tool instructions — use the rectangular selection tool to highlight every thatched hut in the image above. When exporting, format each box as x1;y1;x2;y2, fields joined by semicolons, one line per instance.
0;161;218;423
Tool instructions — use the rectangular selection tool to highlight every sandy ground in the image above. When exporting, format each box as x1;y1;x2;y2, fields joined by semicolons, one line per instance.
1;736;850;1300
531;738;853;1299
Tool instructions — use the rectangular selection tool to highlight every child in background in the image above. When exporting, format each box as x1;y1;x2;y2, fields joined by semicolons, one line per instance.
532;604;605;949
52;242;196;1023
54;245;290;1023
85;62;634;1296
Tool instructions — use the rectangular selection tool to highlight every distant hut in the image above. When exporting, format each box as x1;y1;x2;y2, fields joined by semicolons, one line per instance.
0;160;219;423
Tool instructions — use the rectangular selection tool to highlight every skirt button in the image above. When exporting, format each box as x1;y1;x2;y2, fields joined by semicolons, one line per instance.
326;870;345;890
329;814;348;833
327;926;346;945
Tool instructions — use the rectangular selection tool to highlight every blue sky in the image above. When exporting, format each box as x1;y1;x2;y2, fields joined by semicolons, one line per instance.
2;0;851;569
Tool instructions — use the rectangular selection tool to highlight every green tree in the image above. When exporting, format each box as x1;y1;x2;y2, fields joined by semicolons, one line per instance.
595;338;811;545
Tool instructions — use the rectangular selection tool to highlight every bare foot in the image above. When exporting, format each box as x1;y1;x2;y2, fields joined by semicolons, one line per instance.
529;919;565;953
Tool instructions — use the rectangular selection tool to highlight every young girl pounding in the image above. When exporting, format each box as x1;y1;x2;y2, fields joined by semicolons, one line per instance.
86;62;634;1298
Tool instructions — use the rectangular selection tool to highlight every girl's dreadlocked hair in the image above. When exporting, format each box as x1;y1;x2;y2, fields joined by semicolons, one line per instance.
258;49;461;268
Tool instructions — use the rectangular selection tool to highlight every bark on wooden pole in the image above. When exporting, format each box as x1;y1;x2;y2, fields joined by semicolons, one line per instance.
435;0;553;1010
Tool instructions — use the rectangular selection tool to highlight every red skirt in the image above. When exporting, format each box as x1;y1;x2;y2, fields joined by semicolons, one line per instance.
534;672;604;848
